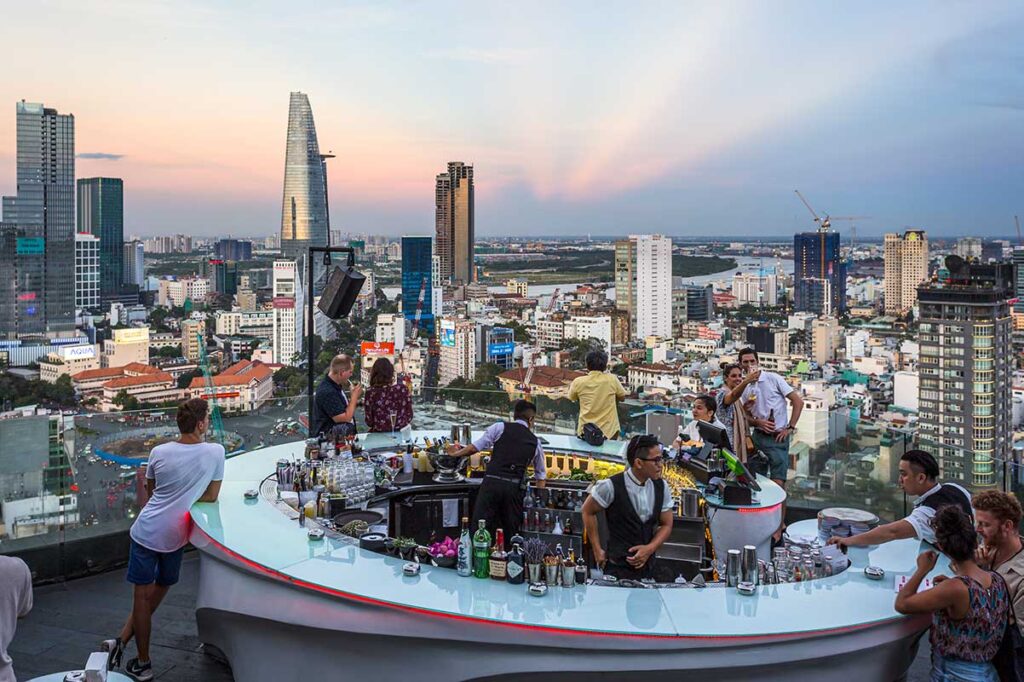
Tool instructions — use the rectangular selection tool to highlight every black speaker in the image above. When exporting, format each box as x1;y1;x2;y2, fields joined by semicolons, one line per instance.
318;266;366;319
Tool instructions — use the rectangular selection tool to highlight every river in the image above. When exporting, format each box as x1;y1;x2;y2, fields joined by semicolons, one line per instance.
381;256;793;304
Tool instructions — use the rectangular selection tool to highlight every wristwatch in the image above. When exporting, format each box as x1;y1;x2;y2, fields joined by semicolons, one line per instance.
786;423;797;431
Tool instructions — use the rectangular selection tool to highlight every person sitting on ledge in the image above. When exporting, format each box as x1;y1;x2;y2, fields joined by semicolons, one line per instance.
829;449;972;549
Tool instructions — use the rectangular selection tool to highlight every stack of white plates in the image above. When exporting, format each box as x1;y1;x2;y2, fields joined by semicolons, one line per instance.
818;507;879;541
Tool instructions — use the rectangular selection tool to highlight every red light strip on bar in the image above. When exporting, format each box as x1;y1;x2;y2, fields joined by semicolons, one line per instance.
192;527;895;642
738;502;783;514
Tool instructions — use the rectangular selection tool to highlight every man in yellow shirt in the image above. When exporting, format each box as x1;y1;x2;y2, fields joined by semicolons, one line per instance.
568;350;627;440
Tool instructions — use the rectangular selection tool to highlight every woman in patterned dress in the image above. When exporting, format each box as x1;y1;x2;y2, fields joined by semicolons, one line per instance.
895;505;1010;682
362;358;413;433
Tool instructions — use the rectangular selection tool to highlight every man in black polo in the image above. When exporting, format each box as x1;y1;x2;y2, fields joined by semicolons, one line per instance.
829;449;972;549
311;354;362;439
582;434;675;581
447;400;546;546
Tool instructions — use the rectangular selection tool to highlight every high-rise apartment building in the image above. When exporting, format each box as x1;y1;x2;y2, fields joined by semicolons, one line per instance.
616;235;672;340
434;162;474;283
280;92;331;266
181;318;206;362
733;270;779;307
955;237;983;261
476;325;515;370
794;231;846;315
811;317;840;365
438;317;476;385
918;260;1013;487
883;230;928;316
143;234;192;254
214;238;253;262
272;260;303;365
614;238;636;335
74;233;100;310
401;236;440;334
122;240;144;287
1;101;76;338
77;177;124;298
208;259;238;296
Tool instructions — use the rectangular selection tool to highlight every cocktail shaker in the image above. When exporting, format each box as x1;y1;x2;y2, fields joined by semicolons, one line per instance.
741;545;758;585
726;549;742;587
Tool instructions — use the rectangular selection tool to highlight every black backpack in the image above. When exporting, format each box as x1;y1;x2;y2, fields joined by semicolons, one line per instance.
580;423;606;446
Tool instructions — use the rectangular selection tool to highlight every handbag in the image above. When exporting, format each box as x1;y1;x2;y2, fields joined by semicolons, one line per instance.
580;422;606;446
994;620;1024;682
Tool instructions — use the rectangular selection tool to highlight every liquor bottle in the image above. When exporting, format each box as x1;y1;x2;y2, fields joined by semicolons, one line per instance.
489;529;507;581
473;520;492;579
542;513;551;533
554;543;565;585
563;515;573;536
552;515;563;535
522;510;530;532
457;517;472;577
575;554;588;584
523;490;534;509
507;536;526;585
532;511;541;533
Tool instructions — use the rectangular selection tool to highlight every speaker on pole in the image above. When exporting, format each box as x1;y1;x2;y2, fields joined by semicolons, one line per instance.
317;266;366;319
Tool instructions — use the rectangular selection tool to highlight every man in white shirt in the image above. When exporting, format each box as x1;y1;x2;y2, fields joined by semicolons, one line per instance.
0;556;32;682
829;450;972;549
103;398;224;681
582;434;675;581
738;348;803;487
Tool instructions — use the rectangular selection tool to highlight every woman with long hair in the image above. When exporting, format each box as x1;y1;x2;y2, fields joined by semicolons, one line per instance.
895;505;1009;681
362;357;413;433
716;363;753;460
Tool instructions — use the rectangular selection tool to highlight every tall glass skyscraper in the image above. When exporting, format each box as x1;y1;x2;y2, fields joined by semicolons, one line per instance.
0;101;75;338
401;236;436;334
793;231;846;315
280;92;331;268
77;177;124;299
435;162;474;283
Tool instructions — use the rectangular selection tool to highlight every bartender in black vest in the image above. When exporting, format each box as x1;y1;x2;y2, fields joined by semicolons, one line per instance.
829;449;972;549
582;434;675;580
447;400;546;548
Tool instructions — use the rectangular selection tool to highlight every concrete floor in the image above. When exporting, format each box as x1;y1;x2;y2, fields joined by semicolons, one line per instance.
9;553;232;681
10;552;933;682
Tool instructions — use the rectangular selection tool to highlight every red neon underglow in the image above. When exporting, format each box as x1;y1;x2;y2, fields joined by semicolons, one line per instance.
192;527;891;642
738;502;783;514
17;292;36;301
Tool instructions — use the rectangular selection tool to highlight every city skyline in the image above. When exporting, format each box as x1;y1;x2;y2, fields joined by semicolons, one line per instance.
1;3;1023;238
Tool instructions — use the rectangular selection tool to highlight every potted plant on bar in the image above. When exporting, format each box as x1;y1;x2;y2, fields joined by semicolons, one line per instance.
523;538;548;584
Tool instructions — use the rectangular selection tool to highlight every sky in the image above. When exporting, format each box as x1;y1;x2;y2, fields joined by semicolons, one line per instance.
1;1;1022;239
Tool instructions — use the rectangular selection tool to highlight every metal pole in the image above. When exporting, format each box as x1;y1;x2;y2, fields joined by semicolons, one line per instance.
306;246;358;434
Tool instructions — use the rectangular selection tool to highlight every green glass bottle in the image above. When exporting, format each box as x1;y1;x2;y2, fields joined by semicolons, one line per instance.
473;520;491;579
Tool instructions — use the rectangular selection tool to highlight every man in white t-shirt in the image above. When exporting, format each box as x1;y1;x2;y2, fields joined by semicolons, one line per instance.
0;556;32;682
103;399;224;681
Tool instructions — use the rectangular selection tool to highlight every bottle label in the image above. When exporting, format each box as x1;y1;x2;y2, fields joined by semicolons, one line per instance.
506;560;524;580
489;558;507;579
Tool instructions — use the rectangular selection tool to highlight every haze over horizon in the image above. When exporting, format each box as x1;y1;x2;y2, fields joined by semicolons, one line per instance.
2;1;1022;239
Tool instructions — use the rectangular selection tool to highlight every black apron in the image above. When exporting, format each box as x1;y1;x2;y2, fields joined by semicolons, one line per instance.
471;422;538;548
602;472;664;581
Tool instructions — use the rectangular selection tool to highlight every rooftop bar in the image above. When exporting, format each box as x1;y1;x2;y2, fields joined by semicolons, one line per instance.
189;431;941;682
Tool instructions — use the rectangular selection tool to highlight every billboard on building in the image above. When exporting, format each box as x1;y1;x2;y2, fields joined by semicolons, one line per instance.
488;342;514;357
360;341;395;357
112;328;150;344
272;296;295;309
440;320;456;348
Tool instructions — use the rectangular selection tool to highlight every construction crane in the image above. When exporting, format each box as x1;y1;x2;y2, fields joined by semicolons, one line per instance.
196;332;226;446
546;287;561;313
517;353;537;398
794;190;829;232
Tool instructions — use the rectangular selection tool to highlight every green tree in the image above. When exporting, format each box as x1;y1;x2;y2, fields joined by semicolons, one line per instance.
506;320;532;343
560;337;606;369
112;389;141;411
177;369;204;390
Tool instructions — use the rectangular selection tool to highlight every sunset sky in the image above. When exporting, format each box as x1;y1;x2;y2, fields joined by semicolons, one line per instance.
1;1;1022;238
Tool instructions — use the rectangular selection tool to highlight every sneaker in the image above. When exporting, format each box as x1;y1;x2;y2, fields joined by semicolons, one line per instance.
101;638;124;670
124;657;154;681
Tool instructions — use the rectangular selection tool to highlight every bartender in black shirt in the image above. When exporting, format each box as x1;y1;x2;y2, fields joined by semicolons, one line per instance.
311;354;362;438
447;400;546;547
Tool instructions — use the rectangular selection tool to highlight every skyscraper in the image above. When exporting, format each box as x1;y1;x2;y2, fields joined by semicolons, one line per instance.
122;240;144;287
883;230;928;316
1;101;76;338
918;259;1013;488
616;235;672;340
280;92;331;266
401;236;437;334
272;260;303;365
74;233;100;310
435;162;474;283
77;177;124;298
793;231;846;315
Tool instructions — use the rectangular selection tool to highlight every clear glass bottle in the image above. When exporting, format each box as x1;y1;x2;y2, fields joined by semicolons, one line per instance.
457;517;472;577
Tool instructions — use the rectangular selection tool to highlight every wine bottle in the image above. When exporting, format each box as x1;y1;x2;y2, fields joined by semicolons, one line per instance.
457;517;472;577
473;521;491;579
507;536;526;585
489;529;507;581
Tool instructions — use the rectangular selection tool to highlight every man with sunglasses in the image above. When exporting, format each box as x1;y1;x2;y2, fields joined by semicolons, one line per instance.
582;434;675;581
